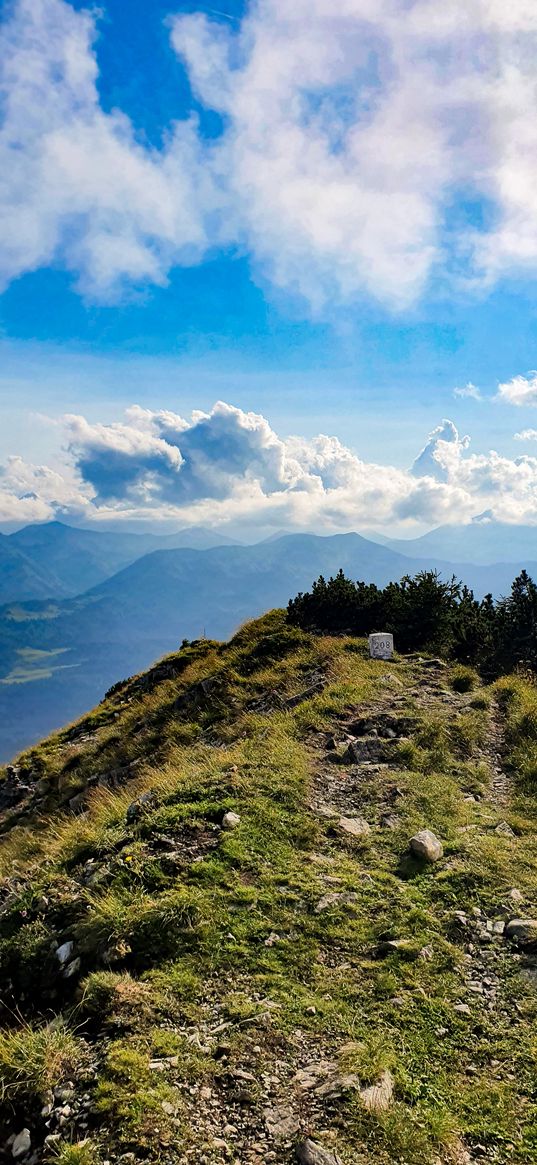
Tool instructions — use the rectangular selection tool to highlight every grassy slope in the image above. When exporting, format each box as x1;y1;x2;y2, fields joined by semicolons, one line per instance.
0;612;536;1165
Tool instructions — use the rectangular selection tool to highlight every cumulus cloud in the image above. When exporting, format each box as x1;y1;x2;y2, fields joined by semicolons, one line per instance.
4;0;537;308
4;401;537;531
0;454;90;524
411;420;471;482
0;0;219;299
514;429;537;441
497;372;537;407
65;401;305;504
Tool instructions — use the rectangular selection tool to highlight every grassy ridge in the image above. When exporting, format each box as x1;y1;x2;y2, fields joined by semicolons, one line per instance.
0;612;536;1163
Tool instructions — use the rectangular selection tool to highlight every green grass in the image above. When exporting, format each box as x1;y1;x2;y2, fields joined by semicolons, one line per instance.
0;1020;85;1102
47;1141;101;1165
449;665;478;693
0;612;537;1162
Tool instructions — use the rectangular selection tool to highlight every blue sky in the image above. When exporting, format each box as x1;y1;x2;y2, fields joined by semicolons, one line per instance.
2;0;537;533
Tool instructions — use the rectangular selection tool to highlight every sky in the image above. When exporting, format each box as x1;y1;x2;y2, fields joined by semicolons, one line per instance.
3;0;537;534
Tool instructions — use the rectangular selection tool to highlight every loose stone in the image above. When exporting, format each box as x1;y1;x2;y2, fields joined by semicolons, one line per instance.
337;816;370;838
55;941;74;966
296;1141;342;1165
315;892;359;914
222;811;241;830
264;1105;299;1141
409;829;443;862
360;1070;394;1112
12;1131;31;1159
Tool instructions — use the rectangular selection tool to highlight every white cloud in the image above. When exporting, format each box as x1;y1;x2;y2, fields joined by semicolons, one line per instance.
4;402;537;531
514;429;537;440
0;453;90;524
411;420;470;482
497;372;537;406
5;0;537;308
0;0;219;300
454;383;483;401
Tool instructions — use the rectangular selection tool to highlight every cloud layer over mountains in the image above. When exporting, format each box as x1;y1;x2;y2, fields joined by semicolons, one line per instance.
3;401;537;531
4;0;537;310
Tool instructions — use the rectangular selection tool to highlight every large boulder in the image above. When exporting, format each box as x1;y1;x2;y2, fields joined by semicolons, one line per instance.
505;919;537;948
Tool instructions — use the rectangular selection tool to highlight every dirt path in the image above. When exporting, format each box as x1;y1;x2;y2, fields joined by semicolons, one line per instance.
480;697;510;808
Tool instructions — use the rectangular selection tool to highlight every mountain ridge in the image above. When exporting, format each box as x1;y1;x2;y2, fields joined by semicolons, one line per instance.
1;530;537;762
374;520;537;565
0;610;536;1164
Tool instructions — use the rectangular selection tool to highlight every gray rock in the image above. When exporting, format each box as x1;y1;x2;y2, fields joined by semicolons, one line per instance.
264;1105;300;1141
409;829;443;862
43;1136;61;1150
293;1059;338;1091
296;1140;342;1165
12;1130;31;1159
62;957;81;979
314;1073;361;1099
337;816;370;838
341;740;372;764
55;941;74;966
222;811;241;830
508;888;524;903
126;790;157;824
505;918;537;948
69;792;87;814
495;820;515;837
376;938;420;960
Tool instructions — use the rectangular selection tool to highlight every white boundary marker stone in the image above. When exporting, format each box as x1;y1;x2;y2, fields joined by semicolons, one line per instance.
368;633;394;660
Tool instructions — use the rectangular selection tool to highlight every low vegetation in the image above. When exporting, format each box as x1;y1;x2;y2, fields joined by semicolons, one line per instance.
287;567;537;675
0;608;536;1163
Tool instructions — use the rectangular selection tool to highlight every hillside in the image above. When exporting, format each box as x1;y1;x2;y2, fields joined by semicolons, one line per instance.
0;534;491;759
5;523;238;600
1;612;537;1165
0;534;67;605
1;532;537;762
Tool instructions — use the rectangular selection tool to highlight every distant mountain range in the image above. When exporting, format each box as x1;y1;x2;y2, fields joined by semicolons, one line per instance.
0;521;238;603
373;519;537;565
1;524;536;762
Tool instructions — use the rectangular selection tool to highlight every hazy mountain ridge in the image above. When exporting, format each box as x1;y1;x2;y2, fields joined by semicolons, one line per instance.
375;519;537;565
1;530;537;761
0;532;70;603
0;521;239;602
